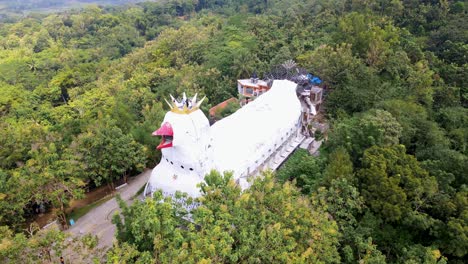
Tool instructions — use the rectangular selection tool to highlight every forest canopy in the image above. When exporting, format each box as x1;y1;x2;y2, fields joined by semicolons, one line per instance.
0;0;466;263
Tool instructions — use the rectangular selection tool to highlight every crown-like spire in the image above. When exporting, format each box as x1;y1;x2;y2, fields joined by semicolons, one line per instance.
164;93;206;114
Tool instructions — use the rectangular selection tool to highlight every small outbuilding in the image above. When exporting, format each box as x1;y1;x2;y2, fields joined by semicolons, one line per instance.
237;77;269;98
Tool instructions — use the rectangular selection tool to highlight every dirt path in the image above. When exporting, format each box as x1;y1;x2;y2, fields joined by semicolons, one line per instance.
69;184;113;210
33;184;113;228
67;169;151;250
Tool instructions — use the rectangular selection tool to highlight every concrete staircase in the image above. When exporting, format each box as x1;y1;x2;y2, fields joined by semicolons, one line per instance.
265;134;306;171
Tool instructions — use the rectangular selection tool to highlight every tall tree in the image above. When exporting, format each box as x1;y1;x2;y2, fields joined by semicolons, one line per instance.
276;149;324;193
326;109;402;165
0;224;102;263
70;118;146;191
358;145;438;222
23;142;85;227
112;171;341;263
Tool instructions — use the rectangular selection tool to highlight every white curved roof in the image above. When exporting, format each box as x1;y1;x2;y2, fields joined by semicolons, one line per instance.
211;80;301;177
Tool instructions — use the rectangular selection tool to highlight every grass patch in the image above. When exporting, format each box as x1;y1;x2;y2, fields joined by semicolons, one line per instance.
67;195;114;223
132;184;147;200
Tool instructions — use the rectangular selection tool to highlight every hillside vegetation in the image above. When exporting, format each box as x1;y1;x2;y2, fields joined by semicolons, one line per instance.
0;0;466;263
0;1;148;15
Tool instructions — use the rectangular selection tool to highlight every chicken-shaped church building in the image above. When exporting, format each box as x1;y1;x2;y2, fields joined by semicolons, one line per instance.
144;79;321;198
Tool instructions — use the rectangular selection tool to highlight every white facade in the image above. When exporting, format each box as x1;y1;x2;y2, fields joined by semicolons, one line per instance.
144;80;302;198
237;79;269;97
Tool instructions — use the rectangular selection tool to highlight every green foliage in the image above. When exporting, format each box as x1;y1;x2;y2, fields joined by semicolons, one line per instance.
0;0;466;261
326;109;402;164
0;127;85;227
358;145;438;222
0;169;26;227
0;224;102;263
106;241;151;264
334;12;400;61
213;99;240;120
322;147;354;186
113;171;340;263
378;100;430;151
276;149;324;194
131;103;166;167
439;186;468;258
316;179;376;263
23;142;85;226
70;118;146;189
436;107;468;153
314;129;324;140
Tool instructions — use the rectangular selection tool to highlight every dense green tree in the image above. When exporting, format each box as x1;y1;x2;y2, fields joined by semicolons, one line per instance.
322;147;354;186
316;179;386;264
22;142;85;226
113;171;341;263
435;107;468;154
353;145;461;262
378;100;437;153
131;102;166;167
0;0;466;261
358;145;438;222
298;43;385;114
437;187;468;258
276;149;324;193
70;118;146;190
334;12;400;60
0;169;28;228
0;224;102;263
0;121;47;170
326;109;402;164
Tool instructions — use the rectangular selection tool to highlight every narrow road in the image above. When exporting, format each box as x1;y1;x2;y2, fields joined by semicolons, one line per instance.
67;169;151;249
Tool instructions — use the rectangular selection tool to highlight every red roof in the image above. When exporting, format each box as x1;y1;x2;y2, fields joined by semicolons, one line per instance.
209;97;238;117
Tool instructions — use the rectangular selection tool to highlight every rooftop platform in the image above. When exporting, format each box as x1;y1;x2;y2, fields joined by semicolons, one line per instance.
237;79;269;89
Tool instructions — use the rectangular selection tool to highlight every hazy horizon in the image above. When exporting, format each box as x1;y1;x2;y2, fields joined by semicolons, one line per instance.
0;0;155;15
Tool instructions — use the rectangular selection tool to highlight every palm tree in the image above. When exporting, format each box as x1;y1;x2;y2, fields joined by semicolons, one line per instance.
231;50;256;79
